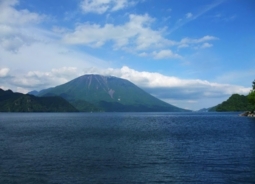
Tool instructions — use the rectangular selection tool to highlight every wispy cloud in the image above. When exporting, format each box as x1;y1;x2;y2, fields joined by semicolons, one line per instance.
211;13;237;22
186;13;193;19
200;43;213;49
190;0;225;20
169;0;226;34
214;69;255;87
80;0;139;14
152;50;181;59
178;35;218;49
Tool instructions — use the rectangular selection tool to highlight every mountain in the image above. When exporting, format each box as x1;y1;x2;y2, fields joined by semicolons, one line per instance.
27;90;39;96
209;94;255;112
0;88;78;112
196;108;210;112
35;74;189;112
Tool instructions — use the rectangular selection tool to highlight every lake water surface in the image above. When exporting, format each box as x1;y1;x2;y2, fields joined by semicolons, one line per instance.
1;112;255;183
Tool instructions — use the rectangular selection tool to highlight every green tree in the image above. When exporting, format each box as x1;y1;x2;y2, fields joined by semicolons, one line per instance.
247;80;255;109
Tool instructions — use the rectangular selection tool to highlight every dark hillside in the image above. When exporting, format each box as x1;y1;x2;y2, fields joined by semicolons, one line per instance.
0;89;78;112
209;94;255;112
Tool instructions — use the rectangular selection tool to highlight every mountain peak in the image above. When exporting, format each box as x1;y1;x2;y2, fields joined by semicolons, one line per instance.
36;75;190;112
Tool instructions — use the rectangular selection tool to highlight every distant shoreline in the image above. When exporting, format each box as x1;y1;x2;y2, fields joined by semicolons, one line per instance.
240;111;255;117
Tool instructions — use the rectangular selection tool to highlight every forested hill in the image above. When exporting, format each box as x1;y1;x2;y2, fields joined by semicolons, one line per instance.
210;94;255;112
0;88;78;112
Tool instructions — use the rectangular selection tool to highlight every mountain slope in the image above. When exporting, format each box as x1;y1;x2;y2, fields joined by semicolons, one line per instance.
36;74;189;112
0;89;78;112
209;94;255;112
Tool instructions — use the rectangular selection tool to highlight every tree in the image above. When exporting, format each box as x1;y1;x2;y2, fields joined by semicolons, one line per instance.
248;91;255;104
247;80;255;110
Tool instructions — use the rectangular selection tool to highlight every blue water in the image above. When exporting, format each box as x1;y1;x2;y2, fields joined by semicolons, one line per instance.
0;112;255;183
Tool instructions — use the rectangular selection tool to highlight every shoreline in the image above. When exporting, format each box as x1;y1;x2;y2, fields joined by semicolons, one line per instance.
239;111;255;117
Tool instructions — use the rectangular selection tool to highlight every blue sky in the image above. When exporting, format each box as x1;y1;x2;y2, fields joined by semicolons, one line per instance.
0;0;254;110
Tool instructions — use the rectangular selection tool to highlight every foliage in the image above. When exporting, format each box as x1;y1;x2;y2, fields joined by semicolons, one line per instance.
209;80;255;112
247;80;255;110
0;88;78;112
247;91;255;106
210;94;255;112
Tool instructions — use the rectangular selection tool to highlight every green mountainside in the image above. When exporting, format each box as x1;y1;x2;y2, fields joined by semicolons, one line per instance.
209;94;255;112
0;89;78;112
35;74;189;112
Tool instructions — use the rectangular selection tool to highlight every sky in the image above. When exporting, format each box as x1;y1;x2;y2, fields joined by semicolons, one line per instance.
0;0;255;110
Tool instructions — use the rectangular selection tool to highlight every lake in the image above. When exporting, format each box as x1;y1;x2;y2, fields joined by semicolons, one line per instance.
0;112;255;183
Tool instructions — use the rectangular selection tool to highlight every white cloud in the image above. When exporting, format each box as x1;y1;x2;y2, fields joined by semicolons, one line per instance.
139;52;148;57
63;14;171;51
178;43;189;48
186;13;193;19
80;0;110;14
0;67;9;77
62;13;216;54
80;0;136;14
152;50;181;59
0;0;110;91
8;67;82;92
178;36;218;49
82;65;251;97
0;0;43;25
111;0;132;11
0;0;46;52
0;41;108;73
180;35;218;45
200;42;213;48
0;39;110;93
78;66;251;109
4;65;251;110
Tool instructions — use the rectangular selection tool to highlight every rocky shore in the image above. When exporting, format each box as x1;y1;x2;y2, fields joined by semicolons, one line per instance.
240;111;255;117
